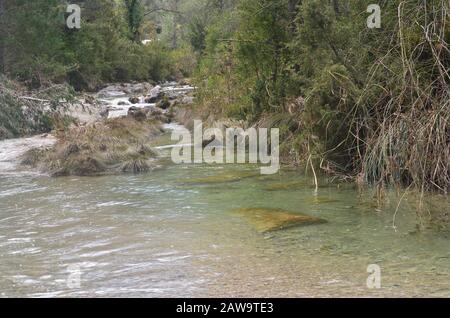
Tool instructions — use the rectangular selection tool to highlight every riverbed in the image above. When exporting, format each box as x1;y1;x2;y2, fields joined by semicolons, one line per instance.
0;82;449;298
0;132;449;297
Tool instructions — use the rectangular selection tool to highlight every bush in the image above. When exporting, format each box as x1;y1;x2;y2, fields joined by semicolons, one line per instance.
2;0;177;90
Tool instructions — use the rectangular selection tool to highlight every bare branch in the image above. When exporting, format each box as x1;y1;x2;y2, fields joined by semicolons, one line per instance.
143;7;181;17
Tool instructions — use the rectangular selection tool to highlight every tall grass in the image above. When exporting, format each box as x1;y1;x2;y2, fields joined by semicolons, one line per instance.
355;1;449;193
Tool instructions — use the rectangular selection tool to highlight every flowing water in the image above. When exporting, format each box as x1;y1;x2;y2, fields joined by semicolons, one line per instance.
0;84;449;298
0;132;449;298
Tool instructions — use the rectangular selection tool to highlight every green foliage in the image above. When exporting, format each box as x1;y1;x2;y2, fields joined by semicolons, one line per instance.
188;15;207;53
3;0;72;87
124;0;145;41
2;0;175;89
192;0;449;192
0;77;71;139
169;45;198;77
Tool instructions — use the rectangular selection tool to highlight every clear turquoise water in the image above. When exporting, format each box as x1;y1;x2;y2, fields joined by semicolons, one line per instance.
0;159;448;297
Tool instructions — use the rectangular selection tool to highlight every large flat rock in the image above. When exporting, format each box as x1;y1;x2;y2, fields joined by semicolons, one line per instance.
231;207;327;232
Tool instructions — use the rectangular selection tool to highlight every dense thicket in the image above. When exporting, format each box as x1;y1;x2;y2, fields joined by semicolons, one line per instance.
0;0;176;89
188;0;449;193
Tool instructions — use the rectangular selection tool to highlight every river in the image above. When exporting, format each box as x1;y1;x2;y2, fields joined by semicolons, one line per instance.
0;89;448;298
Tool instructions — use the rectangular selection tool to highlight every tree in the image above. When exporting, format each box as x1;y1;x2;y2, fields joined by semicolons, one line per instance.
124;0;144;42
0;0;5;74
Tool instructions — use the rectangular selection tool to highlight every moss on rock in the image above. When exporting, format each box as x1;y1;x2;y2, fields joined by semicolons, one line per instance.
231;207;327;232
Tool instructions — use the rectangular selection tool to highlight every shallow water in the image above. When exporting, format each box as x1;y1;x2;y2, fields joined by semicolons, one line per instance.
0;142;449;297
0;135;56;175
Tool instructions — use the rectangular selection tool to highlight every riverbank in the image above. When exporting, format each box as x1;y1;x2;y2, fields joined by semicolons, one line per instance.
0;81;449;298
10;81;196;177
2;77;448;227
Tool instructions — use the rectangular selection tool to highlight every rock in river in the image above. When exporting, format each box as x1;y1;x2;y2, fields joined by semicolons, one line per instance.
129;97;140;104
156;96;171;110
184;171;259;184
231;207;327;232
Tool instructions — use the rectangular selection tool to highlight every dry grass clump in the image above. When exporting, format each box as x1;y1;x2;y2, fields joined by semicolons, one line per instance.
22;117;163;176
355;2;450;193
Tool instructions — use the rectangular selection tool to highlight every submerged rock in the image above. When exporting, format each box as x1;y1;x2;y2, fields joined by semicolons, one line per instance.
145;85;162;103
185;171;259;184
265;180;335;192
231;208;327;232
265;181;307;191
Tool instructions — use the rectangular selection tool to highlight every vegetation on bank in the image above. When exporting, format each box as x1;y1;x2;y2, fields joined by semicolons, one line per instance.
0;0;192;140
0;76;75;139
0;0;191;90
184;0;449;193
0;0;449;193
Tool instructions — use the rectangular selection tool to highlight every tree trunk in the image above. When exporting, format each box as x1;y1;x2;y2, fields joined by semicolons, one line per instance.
287;0;300;33
124;0;143;42
332;0;340;15
0;0;5;74
170;0;179;49
288;0;299;16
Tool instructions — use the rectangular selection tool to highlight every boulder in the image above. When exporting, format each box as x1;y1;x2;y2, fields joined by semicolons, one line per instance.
129;83;153;95
128;106;140;113
145;85;162;103
145;95;160;103
149;85;161;96
129;97;140;104
97;85;127;98
156;96;171;110
98;106;114;119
